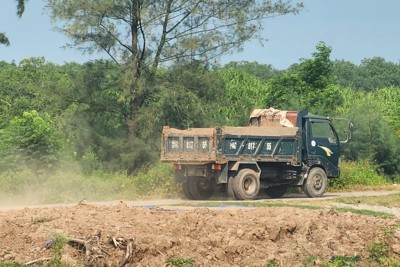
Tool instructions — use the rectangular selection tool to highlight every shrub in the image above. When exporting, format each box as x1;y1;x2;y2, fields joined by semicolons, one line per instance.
329;160;387;189
0;110;61;174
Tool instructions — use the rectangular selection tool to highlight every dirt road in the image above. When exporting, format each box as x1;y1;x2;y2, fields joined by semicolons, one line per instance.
0;191;399;266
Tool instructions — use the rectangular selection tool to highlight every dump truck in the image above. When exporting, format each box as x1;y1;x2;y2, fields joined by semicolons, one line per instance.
161;108;352;200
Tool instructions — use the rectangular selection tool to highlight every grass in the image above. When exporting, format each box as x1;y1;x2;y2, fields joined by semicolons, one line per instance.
335;207;394;219
165;257;195;267
0;163;177;205
174;200;394;218
334;193;400;208
31;216;55;224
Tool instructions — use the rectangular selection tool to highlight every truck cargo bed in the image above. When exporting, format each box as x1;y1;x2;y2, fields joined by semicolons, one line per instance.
161;126;301;165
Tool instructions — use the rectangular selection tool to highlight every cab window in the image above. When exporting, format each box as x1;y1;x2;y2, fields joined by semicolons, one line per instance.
311;121;337;144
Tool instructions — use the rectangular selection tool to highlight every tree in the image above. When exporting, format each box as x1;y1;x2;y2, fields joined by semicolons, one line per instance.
1;0;27;46
298;41;333;90
216;67;267;125
333;57;400;91
46;0;303;136
46;0;303;70
264;41;342;113
222;61;280;82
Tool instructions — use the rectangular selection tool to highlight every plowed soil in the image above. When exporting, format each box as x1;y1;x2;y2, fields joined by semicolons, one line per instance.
1;200;400;267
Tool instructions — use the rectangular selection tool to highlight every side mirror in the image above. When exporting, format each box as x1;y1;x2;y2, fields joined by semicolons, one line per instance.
340;122;353;144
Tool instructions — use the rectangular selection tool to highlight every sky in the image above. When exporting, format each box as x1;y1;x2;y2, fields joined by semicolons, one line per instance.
1;0;400;70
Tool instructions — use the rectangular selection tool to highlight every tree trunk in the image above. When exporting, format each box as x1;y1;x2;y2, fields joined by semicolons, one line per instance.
128;0;140;138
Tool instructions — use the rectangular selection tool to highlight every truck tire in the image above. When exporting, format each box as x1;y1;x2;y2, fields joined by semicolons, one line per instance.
181;181;194;200
232;169;260;200
265;185;288;198
187;177;214;200
303;167;327;198
227;176;238;200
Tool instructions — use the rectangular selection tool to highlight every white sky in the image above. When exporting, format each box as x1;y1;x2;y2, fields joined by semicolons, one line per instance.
1;0;400;69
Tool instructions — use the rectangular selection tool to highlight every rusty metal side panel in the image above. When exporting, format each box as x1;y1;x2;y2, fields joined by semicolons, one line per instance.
160;126;217;163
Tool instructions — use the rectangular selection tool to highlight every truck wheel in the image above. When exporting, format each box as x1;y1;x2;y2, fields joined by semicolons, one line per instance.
187;177;214;200
265;185;288;198
232;169;260;200
303;167;327;198
227;176;238;200
181;181;194;200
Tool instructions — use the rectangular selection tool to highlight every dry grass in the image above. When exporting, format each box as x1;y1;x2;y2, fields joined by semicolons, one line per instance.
334;193;400;208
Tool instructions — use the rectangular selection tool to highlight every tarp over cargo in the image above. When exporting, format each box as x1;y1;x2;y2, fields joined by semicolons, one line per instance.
249;108;296;127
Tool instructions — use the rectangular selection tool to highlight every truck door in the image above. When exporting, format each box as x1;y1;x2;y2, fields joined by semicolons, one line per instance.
308;119;340;175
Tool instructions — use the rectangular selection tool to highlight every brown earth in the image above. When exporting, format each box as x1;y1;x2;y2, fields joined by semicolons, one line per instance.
0;201;400;267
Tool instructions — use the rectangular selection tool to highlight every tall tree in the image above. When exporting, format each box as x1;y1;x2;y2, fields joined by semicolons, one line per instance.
1;0;27;46
46;0;303;71
46;0;303;136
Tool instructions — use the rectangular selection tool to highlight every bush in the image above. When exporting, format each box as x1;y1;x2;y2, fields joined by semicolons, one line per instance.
329;160;387;189
0;110;61;174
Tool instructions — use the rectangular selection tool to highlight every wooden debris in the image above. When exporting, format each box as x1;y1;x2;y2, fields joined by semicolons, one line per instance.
66;230;138;267
25;257;52;265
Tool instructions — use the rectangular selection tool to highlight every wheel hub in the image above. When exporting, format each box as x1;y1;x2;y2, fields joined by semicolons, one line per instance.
243;177;255;193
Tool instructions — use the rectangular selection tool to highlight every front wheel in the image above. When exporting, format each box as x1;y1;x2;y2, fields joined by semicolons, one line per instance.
303;167;327;198
232;169;260;200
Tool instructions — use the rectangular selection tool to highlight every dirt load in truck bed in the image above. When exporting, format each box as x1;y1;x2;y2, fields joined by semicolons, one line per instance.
0;202;399;266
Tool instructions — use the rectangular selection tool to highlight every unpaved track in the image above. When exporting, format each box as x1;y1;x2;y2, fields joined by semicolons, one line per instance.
1;190;398;211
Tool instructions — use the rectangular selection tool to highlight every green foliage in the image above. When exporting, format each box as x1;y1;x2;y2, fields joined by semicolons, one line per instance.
299;41;333;90
264;42;342;113
265;259;278;267
165;257;195;267
0;32;10;46
81;148;103;176
329;160;387;189
130;163;177;196
326;255;361;267
369;243;388;263
367;242;399;266
335;88;400;176
1;36;400;190
0;110;61;174
47;234;69;267
333;57;400;91
222;61;280;82
216;67;266;125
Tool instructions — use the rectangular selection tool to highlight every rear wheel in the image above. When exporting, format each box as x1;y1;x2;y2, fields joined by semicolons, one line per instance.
232;169;260;200
303;167;327;198
265;185;288;198
187;177;214;200
227;176;238;200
